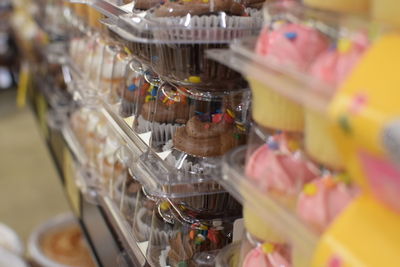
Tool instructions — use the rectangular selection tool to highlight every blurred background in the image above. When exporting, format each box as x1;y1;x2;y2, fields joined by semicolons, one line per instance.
0;1;81;266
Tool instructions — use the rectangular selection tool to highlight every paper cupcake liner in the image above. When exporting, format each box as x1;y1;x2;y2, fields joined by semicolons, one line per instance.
250;78;304;132
152;9;262;42
120;99;136;118
149;10;261;88
136;115;153;134
136;115;182;148
159;246;170;267
133;207;153;242
126;41;158;66
113;174;140;221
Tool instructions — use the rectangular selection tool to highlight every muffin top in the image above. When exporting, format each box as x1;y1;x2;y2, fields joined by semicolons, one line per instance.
153;0;247;17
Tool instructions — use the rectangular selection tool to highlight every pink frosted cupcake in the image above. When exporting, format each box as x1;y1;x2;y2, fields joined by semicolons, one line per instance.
243;243;291;267
305;35;369;170
245;132;320;199
297;175;358;233
251;23;329;132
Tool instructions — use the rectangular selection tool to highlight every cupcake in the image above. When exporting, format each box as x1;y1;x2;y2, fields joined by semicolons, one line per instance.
147;201;175;267
166;89;249;172
245;131;320;200
252;23;329;131
133;70;161;135
98;45;131;106
173;114;242;158
98;136;124;187
133;87;250;197
120;59;148;117
149;0;262;89
306;36;368;170
243;243;291;267
107;50;131;106
167;219;233;267
116;172;142;223
296;175;358;233
132;187;159;242
140;83;190;149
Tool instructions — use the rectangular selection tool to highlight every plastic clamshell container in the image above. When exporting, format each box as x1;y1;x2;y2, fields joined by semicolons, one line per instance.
207;1;390;179
132;187;159;242
207;1;388;113
147;199;239;267
116;7;262;89
221;146;318;267
131;83;251;198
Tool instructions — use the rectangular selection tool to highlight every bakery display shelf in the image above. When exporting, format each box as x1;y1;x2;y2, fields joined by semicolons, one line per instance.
62;119;149;266
63;61;147;159
29;82;150;267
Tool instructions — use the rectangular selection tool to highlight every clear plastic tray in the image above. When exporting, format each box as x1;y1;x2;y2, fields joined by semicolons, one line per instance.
207;2;393;172
116;7;262;88
129;81;250;197
147;199;239;267
221;146;318;267
207;2;388;112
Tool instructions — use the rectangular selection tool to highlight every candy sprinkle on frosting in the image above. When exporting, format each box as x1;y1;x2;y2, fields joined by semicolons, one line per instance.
261;243;275;254
128;84;137;92
188;76;201;83
338;38;352;53
160;201;170;211
284;32;297;40
195;234;206;245
303;183;318;196
323;177;337;188
226;109;235;118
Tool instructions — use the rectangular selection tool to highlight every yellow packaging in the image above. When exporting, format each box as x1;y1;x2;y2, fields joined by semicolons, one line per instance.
303;0;368;14
371;0;400;27
313;194;400;267
329;34;400;211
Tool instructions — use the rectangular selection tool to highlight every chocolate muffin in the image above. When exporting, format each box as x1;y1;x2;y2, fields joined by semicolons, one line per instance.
148;0;262;89
167;217;234;267
136;82;191;148
173;113;245;157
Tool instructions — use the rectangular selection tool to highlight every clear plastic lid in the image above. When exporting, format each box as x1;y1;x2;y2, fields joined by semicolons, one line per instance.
110;146;143;225
245;124;358;232
208;2;388;112
98;43;132;109
117;6;262;88
107;16;158;65
207;2;390;168
222;146;360;266
147;199;238;267
131;83;251;197
119;58;149;117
